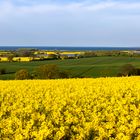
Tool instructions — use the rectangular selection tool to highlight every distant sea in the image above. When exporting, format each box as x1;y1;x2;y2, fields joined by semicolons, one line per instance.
0;46;140;51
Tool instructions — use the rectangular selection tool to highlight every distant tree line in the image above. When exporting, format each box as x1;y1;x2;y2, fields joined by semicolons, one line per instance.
14;63;140;80
1;63;140;80
1;49;140;63
82;51;132;57
15;64;70;80
79;50;140;58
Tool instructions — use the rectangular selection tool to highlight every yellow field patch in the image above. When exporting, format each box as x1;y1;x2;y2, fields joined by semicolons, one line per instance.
60;51;83;55
13;57;33;62
0;57;9;61
0;77;140;139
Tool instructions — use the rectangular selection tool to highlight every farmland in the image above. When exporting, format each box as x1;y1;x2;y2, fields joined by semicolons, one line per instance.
0;77;140;139
0;56;140;79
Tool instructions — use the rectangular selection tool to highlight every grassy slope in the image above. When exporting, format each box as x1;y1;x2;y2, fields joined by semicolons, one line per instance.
0;56;140;79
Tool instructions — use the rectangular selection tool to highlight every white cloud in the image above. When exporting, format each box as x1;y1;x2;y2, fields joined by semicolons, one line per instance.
0;1;14;17
1;1;140;46
81;1;117;11
1;0;140;17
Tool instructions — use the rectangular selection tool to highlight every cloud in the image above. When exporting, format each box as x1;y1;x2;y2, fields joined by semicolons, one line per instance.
1;0;140;46
0;1;14;17
1;0;140;17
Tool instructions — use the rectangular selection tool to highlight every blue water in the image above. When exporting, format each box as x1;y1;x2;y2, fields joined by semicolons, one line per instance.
0;46;140;51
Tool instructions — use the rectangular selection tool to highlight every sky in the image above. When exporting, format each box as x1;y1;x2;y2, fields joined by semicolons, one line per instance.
0;0;140;47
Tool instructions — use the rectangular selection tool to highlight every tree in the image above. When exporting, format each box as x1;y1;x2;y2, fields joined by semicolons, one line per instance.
59;71;69;78
35;64;70;79
8;55;14;62
35;64;59;79
118;64;137;76
60;55;68;60
136;68;140;75
15;69;30;80
47;54;58;59
0;68;6;75
15;48;34;57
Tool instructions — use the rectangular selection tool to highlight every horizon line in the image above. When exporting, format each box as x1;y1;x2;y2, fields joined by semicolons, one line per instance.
0;46;140;48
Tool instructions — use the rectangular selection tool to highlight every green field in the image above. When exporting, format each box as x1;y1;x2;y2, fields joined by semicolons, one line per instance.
0;56;140;80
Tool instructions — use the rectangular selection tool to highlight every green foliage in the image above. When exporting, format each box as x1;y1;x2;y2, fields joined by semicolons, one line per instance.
84;51;97;57
60;55;69;60
47;54;58;59
35;64;70;79
15;69;30;80
59;70;70;78
2;56;140;80
83;50;136;57
35;64;60;79
118;64;137;76
7;55;14;62
14;48;34;57
136;68;140;75
0;68;6;75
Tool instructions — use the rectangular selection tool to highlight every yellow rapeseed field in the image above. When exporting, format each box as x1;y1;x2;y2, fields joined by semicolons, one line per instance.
0;77;140;140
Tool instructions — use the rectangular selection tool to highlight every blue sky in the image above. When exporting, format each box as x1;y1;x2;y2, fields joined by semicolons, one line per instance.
0;0;140;47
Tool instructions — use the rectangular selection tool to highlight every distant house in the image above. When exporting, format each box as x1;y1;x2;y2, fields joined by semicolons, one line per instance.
60;54;80;59
37;54;48;58
60;51;83;58
133;51;140;54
